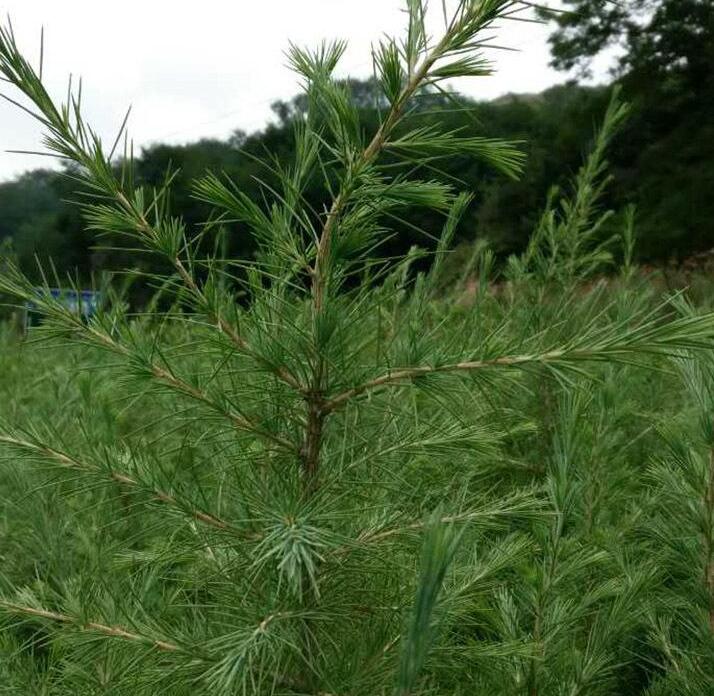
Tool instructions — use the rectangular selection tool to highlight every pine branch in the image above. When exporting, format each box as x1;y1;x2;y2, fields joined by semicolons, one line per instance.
111;190;306;393
0;27;304;396
0;600;181;653
332;491;540;557
302;0;522;492
0;275;297;452
0;434;244;535
311;10;459;312
302;14;459;486
324;352;565;413
323;310;714;413
0;601;325;694
145;217;305;394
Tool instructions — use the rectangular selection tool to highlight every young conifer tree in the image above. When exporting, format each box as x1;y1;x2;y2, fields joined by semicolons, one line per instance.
2;1;714;694
638;333;714;695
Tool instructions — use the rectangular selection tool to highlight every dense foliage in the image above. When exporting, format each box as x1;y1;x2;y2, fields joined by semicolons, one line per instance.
1;1;714;694
545;0;714;258
545;0;714;80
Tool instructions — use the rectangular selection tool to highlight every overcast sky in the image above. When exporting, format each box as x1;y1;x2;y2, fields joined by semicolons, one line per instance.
0;1;611;182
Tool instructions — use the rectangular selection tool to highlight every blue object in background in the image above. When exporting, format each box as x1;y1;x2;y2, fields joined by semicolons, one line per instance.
24;288;102;330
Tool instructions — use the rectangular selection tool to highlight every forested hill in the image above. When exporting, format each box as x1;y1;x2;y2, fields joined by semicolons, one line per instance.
0;83;708;286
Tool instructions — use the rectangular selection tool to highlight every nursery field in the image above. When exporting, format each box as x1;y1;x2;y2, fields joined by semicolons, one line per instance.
1;1;714;694
2;264;714;695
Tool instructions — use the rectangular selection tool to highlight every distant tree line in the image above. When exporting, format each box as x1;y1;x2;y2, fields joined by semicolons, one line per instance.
0;0;711;290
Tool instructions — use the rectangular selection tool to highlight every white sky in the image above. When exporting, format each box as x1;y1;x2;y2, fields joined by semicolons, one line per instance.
0;0;611;182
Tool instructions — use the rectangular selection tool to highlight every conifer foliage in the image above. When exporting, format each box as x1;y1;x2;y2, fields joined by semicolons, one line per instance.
1;1;714;694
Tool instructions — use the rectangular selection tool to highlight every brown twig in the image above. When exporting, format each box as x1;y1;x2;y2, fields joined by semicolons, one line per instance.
302;12;460;493
173;257;305;393
115;192;305;395
58;318;296;453
322;349;571;413
0;600;181;653
0;434;250;536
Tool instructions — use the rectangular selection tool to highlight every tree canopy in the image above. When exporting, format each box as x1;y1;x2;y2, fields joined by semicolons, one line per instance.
545;0;714;84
